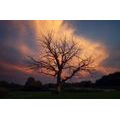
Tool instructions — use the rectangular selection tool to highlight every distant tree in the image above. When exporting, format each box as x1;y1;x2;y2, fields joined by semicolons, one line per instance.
79;81;93;88
25;77;35;86
0;81;21;89
0;81;9;88
95;72;120;89
25;77;42;91
28;31;94;93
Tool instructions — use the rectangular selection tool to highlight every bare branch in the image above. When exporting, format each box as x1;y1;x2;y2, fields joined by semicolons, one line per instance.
27;31;95;84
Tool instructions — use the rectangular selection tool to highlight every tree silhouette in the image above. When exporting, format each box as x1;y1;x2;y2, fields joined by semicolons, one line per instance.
95;72;120;89
28;31;94;93
25;77;42;91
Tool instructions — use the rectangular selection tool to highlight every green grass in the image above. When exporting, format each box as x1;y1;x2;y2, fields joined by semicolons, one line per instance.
1;90;120;99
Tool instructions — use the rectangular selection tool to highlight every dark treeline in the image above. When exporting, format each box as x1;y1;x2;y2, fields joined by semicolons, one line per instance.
0;72;120;93
95;72;120;89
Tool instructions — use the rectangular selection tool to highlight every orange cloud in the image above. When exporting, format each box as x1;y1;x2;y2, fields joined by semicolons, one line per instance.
30;20;109;74
6;20;117;76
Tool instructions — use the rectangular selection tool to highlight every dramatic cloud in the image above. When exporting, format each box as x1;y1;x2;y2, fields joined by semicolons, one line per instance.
31;20;109;73
0;20;119;84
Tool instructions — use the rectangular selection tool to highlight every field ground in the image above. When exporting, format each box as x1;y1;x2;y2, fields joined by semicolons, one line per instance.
1;90;120;99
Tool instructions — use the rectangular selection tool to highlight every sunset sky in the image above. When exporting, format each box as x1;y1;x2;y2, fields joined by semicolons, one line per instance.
0;20;120;84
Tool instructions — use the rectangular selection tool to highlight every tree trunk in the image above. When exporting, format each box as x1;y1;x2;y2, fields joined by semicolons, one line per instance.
56;75;62;93
57;82;62;93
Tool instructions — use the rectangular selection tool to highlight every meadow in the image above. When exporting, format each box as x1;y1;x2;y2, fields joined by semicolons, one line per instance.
1;90;120;99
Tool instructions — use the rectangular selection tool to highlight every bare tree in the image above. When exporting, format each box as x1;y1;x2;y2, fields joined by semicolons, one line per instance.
28;31;94;93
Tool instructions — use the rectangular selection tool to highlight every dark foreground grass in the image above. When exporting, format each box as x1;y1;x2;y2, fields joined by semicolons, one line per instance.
1;90;120;99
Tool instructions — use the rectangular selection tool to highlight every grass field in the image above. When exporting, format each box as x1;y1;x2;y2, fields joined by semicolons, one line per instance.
1;90;120;99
